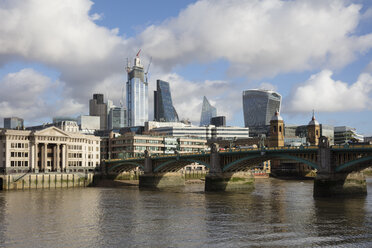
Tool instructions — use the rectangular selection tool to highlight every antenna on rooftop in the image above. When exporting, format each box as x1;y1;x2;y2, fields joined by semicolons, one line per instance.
126;58;130;73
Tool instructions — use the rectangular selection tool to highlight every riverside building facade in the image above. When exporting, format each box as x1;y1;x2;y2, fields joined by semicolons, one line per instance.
145;121;249;140
102;133;207;159
0;126;100;174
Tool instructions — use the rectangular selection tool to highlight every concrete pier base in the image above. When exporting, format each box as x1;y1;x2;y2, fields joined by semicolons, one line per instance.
314;172;367;197
205;172;254;192
139;172;185;189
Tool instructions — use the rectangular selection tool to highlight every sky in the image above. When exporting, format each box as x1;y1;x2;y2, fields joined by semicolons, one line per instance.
1;0;372;135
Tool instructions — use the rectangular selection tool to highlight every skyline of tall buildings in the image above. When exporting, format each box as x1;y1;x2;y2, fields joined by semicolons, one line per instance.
126;54;148;126
242;89;282;128
200;96;217;126
154;80;179;122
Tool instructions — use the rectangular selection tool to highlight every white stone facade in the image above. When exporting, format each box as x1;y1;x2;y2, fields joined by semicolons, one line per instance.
0;127;100;174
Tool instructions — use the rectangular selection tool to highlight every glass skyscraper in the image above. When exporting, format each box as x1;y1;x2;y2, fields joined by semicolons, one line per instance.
242;89;281;127
154;80;179;122
126;54;148;126
4;117;24;129
200;96;217;126
108;107;127;130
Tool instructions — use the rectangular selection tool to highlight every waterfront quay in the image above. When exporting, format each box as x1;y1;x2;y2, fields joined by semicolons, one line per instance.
0;172;95;190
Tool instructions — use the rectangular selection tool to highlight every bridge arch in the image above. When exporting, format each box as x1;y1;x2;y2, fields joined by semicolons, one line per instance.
107;162;144;173
336;155;372;172
222;154;318;172
154;158;210;172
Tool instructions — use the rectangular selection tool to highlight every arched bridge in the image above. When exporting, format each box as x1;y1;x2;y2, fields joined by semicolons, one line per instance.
103;137;372;196
104;144;372;174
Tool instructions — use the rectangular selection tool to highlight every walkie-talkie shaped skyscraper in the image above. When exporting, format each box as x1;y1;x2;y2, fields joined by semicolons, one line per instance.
126;51;148;126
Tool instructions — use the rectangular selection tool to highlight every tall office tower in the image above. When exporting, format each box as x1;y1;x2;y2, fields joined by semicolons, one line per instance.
126;52;148;126
242;89;281;127
200;96;217;126
108;107;127;130
154;80;179;122
4;117;24;129
89;93;107;130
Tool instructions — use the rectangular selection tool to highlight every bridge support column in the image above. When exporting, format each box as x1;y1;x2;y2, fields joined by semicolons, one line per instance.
205;172;254;191
139;172;185;189
314;172;366;197
139;151;185;189
313;137;366;197
205;143;254;191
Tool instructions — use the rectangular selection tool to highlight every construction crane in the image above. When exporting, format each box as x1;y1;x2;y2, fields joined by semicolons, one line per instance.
145;56;152;83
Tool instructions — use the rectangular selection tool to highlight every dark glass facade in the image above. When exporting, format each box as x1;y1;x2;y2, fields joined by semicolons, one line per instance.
200;96;217;126
211;116;226;127
154;80;179;122
242;90;281;128
4;117;24;129
89;94;107;130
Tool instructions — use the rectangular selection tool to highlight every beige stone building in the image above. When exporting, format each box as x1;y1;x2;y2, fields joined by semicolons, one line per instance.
0;126;100;174
101;133;207;160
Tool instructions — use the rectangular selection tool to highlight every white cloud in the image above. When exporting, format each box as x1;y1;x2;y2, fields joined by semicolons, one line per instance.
259;82;277;91
285;70;372;112
365;60;372;73
0;0;372;125
0;68;56;123
138;0;372;78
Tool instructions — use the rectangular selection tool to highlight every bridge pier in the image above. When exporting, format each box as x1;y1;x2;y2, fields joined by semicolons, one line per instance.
139;172;185;189
314;172;366;197
205;172;254;191
138;151;185;189
313;137;367;197
204;143;254;192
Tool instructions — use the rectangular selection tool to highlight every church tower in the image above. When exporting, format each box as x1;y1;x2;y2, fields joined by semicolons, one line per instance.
268;111;284;147
307;111;320;145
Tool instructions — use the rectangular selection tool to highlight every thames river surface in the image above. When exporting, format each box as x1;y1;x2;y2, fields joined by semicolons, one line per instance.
0;178;372;248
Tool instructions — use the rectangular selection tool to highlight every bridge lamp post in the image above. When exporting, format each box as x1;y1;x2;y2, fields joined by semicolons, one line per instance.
229;137;237;151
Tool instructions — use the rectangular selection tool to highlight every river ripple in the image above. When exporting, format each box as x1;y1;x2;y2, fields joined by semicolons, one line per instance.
0;178;371;248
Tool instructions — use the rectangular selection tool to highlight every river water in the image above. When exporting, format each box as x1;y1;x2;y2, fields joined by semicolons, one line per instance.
0;178;371;248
